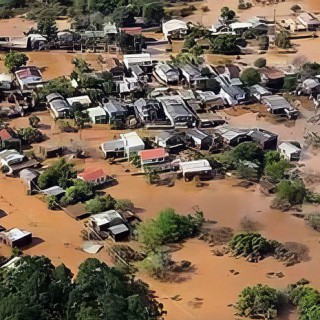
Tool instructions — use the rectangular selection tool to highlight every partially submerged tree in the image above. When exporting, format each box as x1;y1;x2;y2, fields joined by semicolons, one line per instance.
210;34;241;55
275;30;292;49
85;195;116;214
220;6;236;23
17;127;43;145
240;67;261;86
4;51;29;73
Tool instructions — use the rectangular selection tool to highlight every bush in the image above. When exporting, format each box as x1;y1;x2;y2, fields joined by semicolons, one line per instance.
17;127;43;145
115;199;134;212
46;195;59;210
37;158;77;190
305;213;320;231
275;31;292;49
230;142;264;165
60;180;95;206
240;67;261;86
85;195;116;214
264;159;292;182
201;5;210;12
0;8;14;19
276;179;306;205
258;35;269;50
283;75;298;91
210;34;241;55
291;4;301;12
4;51;28;73
239;216;258;232
235;284;284;319
137;208;204;250
139;251;171;279
254;58;267;68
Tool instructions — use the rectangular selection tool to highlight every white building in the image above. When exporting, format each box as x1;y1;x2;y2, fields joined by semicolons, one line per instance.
87;106;107;124
278;142;302;161
179;159;213;181
162;19;188;40
66;95;91;108
123;53;152;69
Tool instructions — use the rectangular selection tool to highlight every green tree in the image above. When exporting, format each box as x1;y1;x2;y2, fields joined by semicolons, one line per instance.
115;199;134;212
275;30;292;49
17;127;43;144
220;6;236;22
240;67;261;86
37;16;58;41
264;159;293;182
85;195;116;214
142;3;164;26
301;62;320;79
4;51;29;73
236;284;284;319
60;180;95;206
37;158;77;189
264;150;281;167
276;179;306;205
210;34;240;55
230;142;264;165
29;115;41;128
254;57;267;68
283;75;298;91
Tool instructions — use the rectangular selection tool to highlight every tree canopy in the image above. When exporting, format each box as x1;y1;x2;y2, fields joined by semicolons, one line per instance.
4;51;29;73
240;67;261;86
0;256;163;320
210;34;241;55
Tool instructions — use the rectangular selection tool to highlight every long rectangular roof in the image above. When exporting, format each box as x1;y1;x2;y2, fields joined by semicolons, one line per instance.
179;160;212;173
89;210;123;227
157;95;193;118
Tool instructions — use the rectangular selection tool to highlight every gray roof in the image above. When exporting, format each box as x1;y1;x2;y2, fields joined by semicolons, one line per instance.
46;93;64;103
108;223;129;235
263;95;293;110
101;139;125;152
248;129;277;143
50;99;71;112
250;84;272;95
180;64;202;78
103;100;126;114
41;186;65;196
222;85;245;98
186;128;211;140
157;95;194;119
131;64;144;77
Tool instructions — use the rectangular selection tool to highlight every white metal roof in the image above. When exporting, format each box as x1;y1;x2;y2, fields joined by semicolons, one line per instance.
179;159;212;173
2;228;31;242
87;106;106;118
163;19;187;34
278;142;301;155
89;210;123;227
66;95;91;106
120;132;145;149
230;22;253;30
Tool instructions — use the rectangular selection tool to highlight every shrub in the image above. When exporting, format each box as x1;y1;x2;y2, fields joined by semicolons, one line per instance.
283;75;298;91
275;31;292;49
17;127;43;145
235;284;284;319
201;5;210;12
258;35;269;50
264;159;293;182
85;195;116;214
291;4;301;12
240;67;261;86
254;57;267;68
239;216;258;232
60;180;95;206
276;179;306;205
230;142;264;165
115;199;134;212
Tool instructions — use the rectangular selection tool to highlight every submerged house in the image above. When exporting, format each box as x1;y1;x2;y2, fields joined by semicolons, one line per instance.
259;67;285;89
218;127;250;146
154;63;180;84
0;149;25;167
262;95;299;119
179;159;213;181
47;93;73;119
0;228;32;248
297;12;320;31
185;128;214;150
155;131;187;150
103;100;126;124
77;168;110;186
248;128;278;150
15;66;43;90
157;95;196;128
179;64;208;88
0;128;21;151
89;210;124;233
278;142;302;161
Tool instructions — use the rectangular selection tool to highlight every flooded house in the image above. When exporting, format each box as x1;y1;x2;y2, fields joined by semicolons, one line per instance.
139;148;169;168
46;93;73;119
220;85;246;105
162;19;187;40
77;168;111;186
15;66;44;90
0;128;21;151
0;149;25;167
262;95;299;119
154;131;187;151
259;67;285;89
297;12;320;31
100;132;145;159
247;128;278;150
198;113;226;128
195;91;225;110
218;127;250;146
250;84;272;101
179;64;208;88
156;95;196;128
278;142;302;161
154;63;180;84
185;128;215;150
66;95;92;108
87;106;107;124
0;228;32;248
179;159;213;181
89;210;124;233
103;100;127;124
134;98;164;124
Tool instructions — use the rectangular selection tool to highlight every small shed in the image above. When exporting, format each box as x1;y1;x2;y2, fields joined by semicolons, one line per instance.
89;210;124;232
179;160;213;181
278;142;302;161
108;224;130;242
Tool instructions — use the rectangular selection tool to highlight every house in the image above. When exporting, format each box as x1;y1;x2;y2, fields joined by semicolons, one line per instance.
77;168;110;186
155;131;186;150
278;142;302;161
198;113;226;128
185;128;214;150
130;64;148;82
162;19;187;40
229;22;253;34
123;53;153;70
0;149;25;167
247;128;278;150
103;100;126;124
0;73;13;90
108;224;130;241
0;128;21;151
87;106;108;124
262;95;299;119
179;159;213;181
139;148;169;168
157;95;196;128
220;85;246;105
0;228;32;248
134;98;163;124
218;127;250;146
41;186;66;197
89;210;124;233
299;78;320;96
179;64;208;88
115;77;141;95
46;93;73;119
250;84;272;101
19;168;39;191
297;12;320;31
66;95;91;108
100;132;145;159
259;67;285;89
62;203;89;220
154;63;180;84
15;67;43;90
195;91;225;110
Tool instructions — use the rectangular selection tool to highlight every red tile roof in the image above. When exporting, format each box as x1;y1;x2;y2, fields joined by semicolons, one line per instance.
78;168;106;182
0;129;13;140
139;148;169;161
